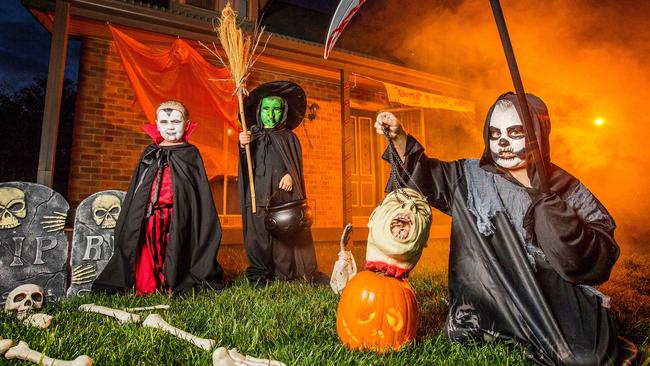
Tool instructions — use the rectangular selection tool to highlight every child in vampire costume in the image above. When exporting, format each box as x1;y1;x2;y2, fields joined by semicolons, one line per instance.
238;81;321;287
93;100;224;295
376;93;638;365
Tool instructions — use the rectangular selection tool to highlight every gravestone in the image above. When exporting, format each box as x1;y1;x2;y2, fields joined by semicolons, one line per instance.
0;182;70;303
67;190;125;297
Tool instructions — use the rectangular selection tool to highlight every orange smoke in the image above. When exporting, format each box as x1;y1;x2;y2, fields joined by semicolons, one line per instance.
346;0;650;253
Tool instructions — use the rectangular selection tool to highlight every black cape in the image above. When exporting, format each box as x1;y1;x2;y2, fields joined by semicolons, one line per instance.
385;93;638;365
238;81;320;283
93;143;224;294
238;126;308;208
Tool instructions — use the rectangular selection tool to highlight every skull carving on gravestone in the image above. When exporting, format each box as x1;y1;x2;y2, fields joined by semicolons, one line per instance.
91;194;121;229
4;284;45;320
0;187;27;230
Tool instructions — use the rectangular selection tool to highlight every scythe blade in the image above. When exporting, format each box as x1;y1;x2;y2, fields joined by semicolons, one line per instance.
323;0;366;59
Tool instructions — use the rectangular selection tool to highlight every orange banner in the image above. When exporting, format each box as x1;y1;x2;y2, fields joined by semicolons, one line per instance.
383;82;475;113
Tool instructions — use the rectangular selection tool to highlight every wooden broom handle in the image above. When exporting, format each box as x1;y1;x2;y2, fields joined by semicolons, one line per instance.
237;92;256;213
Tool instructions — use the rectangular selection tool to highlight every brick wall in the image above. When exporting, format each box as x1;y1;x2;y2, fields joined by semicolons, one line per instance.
68;36;459;274
69;37;344;230
68;38;149;207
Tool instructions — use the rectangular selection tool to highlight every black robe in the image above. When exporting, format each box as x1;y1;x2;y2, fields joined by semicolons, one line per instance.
385;93;637;365
238;126;318;284
93;143;224;294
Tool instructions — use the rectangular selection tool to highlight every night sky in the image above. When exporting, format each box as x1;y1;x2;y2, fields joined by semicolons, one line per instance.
0;1;80;90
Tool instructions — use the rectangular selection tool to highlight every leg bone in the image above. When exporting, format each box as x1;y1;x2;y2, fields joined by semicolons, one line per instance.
123;304;170;312
5;341;93;366
143;314;215;351
212;347;286;366
0;337;14;355
78;304;140;323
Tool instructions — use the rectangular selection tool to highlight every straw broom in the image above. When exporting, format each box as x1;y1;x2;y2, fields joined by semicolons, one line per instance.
201;4;269;213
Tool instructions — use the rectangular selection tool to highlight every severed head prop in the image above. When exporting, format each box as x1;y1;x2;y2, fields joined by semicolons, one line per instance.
365;188;432;278
156;100;189;143
488;99;528;170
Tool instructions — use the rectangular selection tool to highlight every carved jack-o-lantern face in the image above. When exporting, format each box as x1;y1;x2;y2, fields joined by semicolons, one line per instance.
336;271;418;353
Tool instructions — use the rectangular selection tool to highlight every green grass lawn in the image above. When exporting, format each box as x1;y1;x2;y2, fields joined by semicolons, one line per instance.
1;257;648;365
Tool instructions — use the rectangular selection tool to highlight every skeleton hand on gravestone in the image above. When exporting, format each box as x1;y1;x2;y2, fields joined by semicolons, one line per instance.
212;347;286;366
70;265;97;286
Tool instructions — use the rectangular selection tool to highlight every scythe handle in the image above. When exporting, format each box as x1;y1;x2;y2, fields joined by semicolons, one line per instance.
489;0;550;194
237;92;257;213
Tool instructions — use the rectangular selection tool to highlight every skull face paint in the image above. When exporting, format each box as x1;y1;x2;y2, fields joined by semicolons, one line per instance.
259;96;284;128
489;102;527;170
156;109;186;143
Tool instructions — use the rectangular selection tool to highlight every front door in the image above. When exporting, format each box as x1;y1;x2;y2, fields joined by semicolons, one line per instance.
350;110;378;218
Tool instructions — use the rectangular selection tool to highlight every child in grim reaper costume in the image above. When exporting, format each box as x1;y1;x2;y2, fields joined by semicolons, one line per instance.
376;93;638;365
93;100;224;295
238;81;321;287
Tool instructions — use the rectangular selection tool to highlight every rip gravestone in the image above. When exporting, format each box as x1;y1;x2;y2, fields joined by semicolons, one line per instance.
67;190;125;297
0;182;69;303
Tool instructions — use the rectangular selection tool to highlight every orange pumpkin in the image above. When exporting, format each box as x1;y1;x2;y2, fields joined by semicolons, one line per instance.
336;270;418;353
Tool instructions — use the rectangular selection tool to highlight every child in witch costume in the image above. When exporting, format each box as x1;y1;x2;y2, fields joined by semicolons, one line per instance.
93;100;224;295
238;81;325;288
376;93;638;365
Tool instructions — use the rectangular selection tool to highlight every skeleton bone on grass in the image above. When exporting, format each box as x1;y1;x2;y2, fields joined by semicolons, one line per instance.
23;313;53;329
123;304;170;312
5;341;93;366
0;337;14;355
78;304;140;323
4;284;45;320
212;347;286;366
141;314;284;365
143;314;215;351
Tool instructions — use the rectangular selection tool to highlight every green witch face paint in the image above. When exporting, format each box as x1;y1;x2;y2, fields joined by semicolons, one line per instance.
260;96;284;128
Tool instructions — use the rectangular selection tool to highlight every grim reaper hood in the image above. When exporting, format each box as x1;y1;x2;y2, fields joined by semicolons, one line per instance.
478;92;578;194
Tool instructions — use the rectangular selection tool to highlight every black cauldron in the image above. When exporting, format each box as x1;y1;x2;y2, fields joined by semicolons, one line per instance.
264;199;313;239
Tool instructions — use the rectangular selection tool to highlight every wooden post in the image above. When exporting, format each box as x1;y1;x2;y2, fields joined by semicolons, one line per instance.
37;0;70;187
341;69;353;226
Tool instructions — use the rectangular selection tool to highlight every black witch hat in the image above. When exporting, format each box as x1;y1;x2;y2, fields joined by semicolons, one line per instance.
244;81;307;130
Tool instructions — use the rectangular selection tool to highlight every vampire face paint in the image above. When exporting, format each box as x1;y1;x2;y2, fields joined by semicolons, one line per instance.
488;102;527;170
259;96;284;128
156;108;186;143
